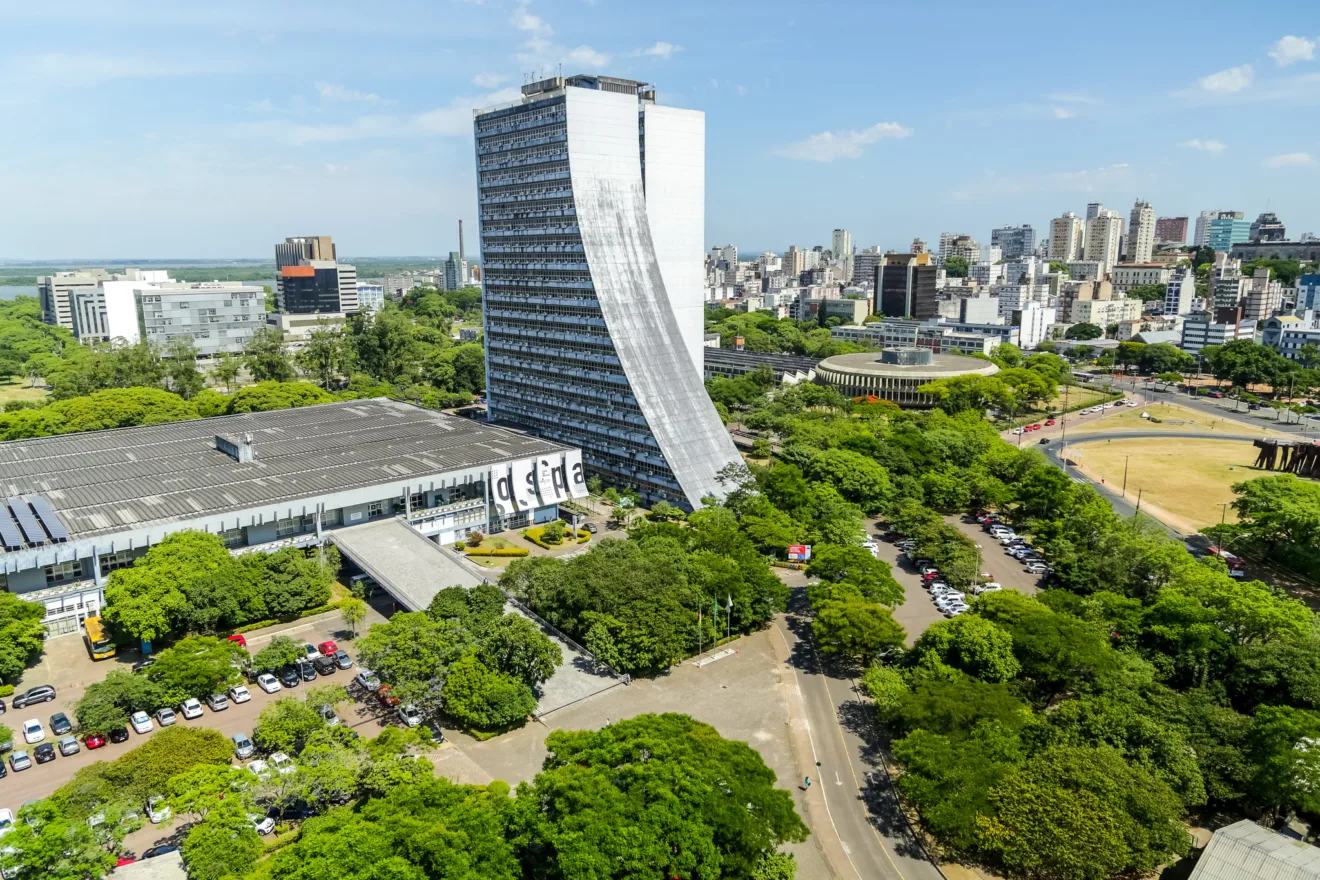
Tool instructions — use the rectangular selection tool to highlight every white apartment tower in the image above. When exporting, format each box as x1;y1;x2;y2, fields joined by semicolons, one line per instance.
474;74;737;509
1085;209;1124;274
1128;200;1156;263
1049;213;1084;262
832;229;853;280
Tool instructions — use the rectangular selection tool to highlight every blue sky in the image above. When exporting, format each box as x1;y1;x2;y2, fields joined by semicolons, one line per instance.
2;0;1317;260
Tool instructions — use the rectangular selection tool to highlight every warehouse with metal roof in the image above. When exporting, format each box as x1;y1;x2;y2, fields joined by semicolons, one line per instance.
1190;820;1320;880
0;399;587;636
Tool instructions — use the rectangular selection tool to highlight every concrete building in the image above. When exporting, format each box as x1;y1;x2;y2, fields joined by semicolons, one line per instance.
1127;200;1156;263
874;253;940;319
382;274;413;302
443;251;469;290
1111;263;1171;293
0;399;583;637
711;244;738;264
1299;274;1320;310
703;348;819;386
797;297;869;325
1188;819;1320;880
1193;210;1225;248
990;224;1036;260
910;238;929;255
474;74;737;509
1014;303;1057;349
1049;212;1084;262
992;282;1053;318
1164;269;1196;316
1262;312;1320;360
1084;209;1124;274
814;348;1000;407
1086;202;1103;221
1062;280;1141;326
1181;311;1256;354
783;245;807;279
1207;212;1250;251
274;236;358;314
39;269;116;332
1250;211;1286;243
1155;216;1188;245
832;229;852;280
852;247;884;286
1243;269;1284;322
1066;261;1102;282
831;319;1009;355
959;292;1001;324
356;282;384;312
1230;239;1320;263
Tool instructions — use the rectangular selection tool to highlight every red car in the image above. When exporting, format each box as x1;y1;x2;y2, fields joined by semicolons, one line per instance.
85;733;107;750
318;640;338;657
922;571;941;582
227;634;247;648
377;685;400;708
1045;419;1056;426
1031;423;1042;430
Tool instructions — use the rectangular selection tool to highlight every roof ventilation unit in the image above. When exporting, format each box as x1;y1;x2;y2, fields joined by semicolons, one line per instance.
216;433;257;463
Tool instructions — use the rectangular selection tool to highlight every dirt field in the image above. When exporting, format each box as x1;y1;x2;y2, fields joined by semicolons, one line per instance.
1068;402;1293;438
1068;437;1263;530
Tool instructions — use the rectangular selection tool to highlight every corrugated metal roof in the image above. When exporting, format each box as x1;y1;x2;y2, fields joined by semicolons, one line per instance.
0;399;566;543
1190;820;1320;880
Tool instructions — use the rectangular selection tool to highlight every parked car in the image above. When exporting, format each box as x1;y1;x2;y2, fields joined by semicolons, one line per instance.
85;733;107;750
247;759;272;779
206;693;229;712
317;640;338;657
58;735;80;756
34;743;56;764
142;845;182;859
333;650;353;670
109;726;130;744
9;750;30;771
998;535;1019;545
180;698;203;720
257;673;281;694
1045;419;1056;426
397;705;423;728
944;602;970;617
232;732;255;760
296;659;317;682
146;796;171;824
317;704;341;727
278;666;301;689
302;643;319;659
355;670;382;692
376;685;400;708
227;633;248;647
130;711;154;735
270;752;296;776
583;522;598;534
313;655;337;676
973;583;1002;596
155;707;177;727
132;658;156;674
249;813;276;835
12;685;56;709
22;719;44;744
1025;562;1051;575
49;712;73;736
1011;427;1024;435
0;809;11;834
228;685;252;704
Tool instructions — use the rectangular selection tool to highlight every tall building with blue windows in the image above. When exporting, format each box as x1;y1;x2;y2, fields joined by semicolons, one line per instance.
473;74;739;509
1206;211;1251;251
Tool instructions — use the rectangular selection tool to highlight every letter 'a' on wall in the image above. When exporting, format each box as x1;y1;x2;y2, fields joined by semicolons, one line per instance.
566;449;589;498
511;458;539;511
492;464;517;516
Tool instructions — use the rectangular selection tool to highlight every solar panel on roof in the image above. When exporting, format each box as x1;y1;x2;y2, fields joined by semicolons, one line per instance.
0;511;23;551
7;498;45;546
28;496;70;542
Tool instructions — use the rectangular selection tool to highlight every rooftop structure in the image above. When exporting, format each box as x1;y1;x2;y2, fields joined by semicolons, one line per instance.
703;348;820;386
1189;819;1320;880
814;349;999;407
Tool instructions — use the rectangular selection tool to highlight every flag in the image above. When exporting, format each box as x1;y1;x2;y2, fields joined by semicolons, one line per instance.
714;596;719;619
727;595;733;611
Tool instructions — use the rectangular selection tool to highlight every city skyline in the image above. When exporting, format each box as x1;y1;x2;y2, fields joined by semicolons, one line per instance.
2;1;1318;258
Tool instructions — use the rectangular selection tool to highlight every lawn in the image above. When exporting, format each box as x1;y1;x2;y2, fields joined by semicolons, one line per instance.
1069;402;1294;438
1043;385;1112;412
1068;437;1262;530
0;380;46;406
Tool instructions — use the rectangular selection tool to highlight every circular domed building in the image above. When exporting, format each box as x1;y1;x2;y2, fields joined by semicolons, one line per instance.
814;347;999;408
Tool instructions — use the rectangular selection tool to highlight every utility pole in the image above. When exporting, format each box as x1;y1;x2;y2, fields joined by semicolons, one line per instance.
1135;488;1144;515
1122;455;1130;497
1218;502;1228;525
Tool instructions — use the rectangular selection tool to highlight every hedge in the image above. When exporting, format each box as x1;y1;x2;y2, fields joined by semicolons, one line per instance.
464;547;530;557
227;600;349;635
0;684;13;697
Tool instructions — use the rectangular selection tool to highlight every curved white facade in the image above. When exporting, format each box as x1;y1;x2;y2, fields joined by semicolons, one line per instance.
475;77;738;508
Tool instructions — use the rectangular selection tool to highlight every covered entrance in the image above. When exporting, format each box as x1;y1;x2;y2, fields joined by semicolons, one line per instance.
329;517;480;612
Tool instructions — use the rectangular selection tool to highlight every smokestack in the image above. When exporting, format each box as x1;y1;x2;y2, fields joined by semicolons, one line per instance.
458;219;464;262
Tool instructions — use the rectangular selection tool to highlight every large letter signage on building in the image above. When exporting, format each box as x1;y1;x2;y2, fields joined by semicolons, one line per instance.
511;458;539;511
536;455;566;504
565;449;589;498
491;464;517;516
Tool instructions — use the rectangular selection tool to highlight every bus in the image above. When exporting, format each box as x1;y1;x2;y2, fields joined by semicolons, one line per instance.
84;615;117;660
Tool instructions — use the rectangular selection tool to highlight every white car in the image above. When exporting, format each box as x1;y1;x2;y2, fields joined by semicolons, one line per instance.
973;583;1002;596
247;759;272;779
317;704;341;728
155;707;177;726
354;670;381;692
146;795;171;824
1010;427;1024;435
228;685;252;704
0;809;13;835
397;705;423;728
935;594;966;609
270;752;296;776
207;693;229;712
945;602;970;617
130;711;154;735
302;643;319;659
249;813;276;835
21;719;44;744
998;535;1019;545
256;674;281;694
180;698;204;720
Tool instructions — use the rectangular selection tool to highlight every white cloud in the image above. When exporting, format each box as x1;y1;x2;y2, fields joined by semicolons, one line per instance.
516;37;608;70
735;84;746;96
1199;64;1254;93
1051;107;1076;119
1269;35;1316;66
473;72;507;88
511;5;551;35
1047;92;1099;105
636;41;681;59
315;81;382;103
1263;152;1315;168
412;87;521;136
948;163;1133;200
774;121;913;162
1179;138;1227;153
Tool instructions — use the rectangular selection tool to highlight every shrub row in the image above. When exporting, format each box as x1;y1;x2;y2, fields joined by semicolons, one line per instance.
464;547;530;557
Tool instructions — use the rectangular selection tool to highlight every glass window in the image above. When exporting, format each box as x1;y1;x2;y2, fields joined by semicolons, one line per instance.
221;528;246;548
98;549;134;573
44;560;83;585
276;518;299;538
367;501;384;517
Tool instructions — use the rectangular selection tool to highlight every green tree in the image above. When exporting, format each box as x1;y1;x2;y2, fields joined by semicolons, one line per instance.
103;530;237;642
261;546;335;619
805;544;904;606
73;669;170;735
911;615;1021;683
209;351;242;392
945;256;969;278
182;801;265;880
540;519;566;543
442;652;537;730
476;614;563;687
254;696;326;755
253;635;306;672
147;634;247;702
243;325;295;382
163;337;205;399
341;596;369;638
296;324;354;389
0;591;46;681
356;612;472;716
1245;705;1320;817
1065;322;1104;341
812;599;906;666
802;448;892;514
0;800;117;880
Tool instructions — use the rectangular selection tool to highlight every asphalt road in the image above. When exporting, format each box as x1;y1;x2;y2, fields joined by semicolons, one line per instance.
1079;374;1320;437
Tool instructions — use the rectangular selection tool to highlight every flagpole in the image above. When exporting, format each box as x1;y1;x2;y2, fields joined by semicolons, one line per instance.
698;606;703;659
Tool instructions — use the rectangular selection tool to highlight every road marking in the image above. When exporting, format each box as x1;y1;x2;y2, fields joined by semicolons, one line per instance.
835;771;842;786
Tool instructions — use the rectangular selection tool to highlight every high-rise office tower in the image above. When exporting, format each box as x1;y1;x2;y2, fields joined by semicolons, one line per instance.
1155;216;1188;245
832;229;853;280
1049;212;1084;262
1086;202;1103;221
1193;210;1219;248
1127;200;1156;263
783;245;806;278
474;74;738;509
1084;210;1124;274
990;224;1036;260
874;253;938;319
1207;211;1250;251
1250;212;1286;243
274;236;357;313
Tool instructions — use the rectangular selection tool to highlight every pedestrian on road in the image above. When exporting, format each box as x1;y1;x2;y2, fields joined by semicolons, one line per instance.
804;776;811;789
